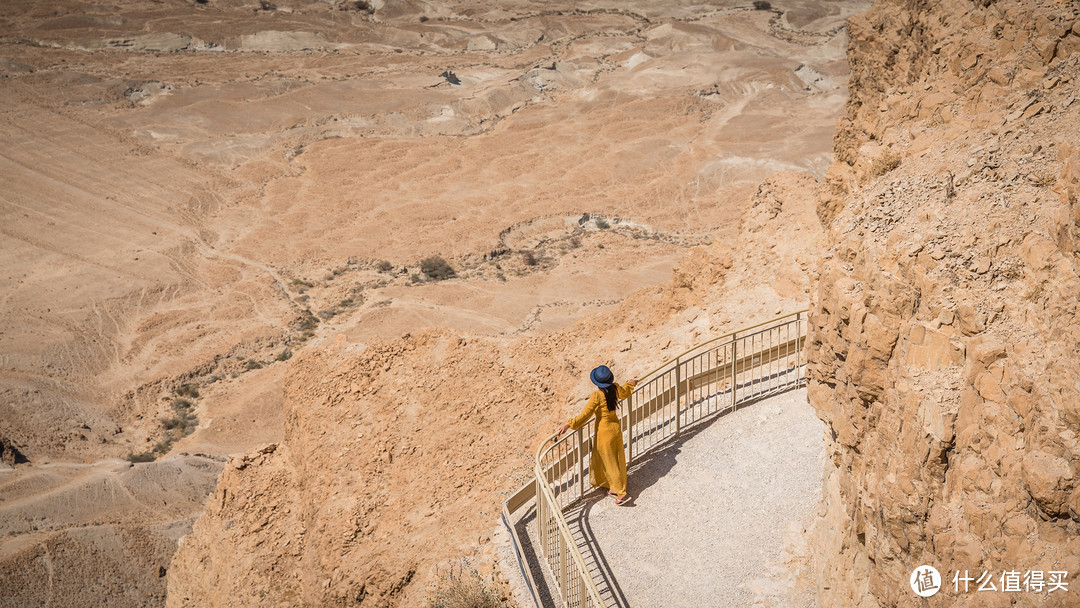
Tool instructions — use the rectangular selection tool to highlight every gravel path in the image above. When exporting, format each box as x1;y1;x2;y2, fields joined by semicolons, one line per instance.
502;388;824;608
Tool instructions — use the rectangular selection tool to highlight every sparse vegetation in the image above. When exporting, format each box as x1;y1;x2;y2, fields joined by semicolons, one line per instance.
244;359;264;371
131;393;200;463
425;561;509;608
291;278;315;290
276;350;292;362
318;309;337;320
175;383;199;398
421;256;456;280
521;250;537;266
870;150;902;176
339;298;355;307
753;1;772;10
325;266;348;281
595;218;610;230
376;260;393;272
295;309;320;332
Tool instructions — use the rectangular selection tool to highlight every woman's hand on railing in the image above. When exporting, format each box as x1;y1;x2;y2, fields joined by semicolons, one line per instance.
556;422;570;436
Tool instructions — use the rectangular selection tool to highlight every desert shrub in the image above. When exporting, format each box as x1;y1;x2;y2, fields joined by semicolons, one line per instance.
595;218;610;230
870;150;902;176
376;260;393;272
291;278;314;289
425;562;509;608
521;251;537;266
276;350;292;362
318;309;338;320
295;309;320;332
173;398;193;411
126;451;156;463
421;256;456;280
753;1;772;9
244;359;264;371
340;298;355;307
175;383;199;398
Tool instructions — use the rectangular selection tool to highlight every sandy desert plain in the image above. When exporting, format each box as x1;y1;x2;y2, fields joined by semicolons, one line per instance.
0;0;867;605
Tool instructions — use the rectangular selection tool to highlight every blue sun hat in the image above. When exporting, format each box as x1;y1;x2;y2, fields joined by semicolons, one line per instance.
590;365;614;388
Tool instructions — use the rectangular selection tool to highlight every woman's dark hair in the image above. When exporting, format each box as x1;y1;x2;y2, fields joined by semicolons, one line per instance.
601;385;618;411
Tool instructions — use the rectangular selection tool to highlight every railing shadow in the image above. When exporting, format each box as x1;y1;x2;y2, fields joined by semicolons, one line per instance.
566;492;629;608
513;505;557;608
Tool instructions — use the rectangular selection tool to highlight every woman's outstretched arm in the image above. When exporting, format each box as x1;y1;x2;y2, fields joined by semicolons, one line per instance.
557;392;601;435
616;378;639;400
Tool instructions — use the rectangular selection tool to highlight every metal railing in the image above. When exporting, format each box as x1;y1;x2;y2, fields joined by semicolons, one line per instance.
502;310;808;608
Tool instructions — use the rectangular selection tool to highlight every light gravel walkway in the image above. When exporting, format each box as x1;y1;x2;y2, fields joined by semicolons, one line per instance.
506;388;824;608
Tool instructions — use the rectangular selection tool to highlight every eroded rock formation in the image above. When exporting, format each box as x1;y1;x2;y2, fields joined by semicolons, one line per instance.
808;1;1080;606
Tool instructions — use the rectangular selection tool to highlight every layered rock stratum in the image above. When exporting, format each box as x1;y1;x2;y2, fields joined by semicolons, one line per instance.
807;0;1080;606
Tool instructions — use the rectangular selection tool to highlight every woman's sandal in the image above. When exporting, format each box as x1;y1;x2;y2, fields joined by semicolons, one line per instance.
614;494;631;506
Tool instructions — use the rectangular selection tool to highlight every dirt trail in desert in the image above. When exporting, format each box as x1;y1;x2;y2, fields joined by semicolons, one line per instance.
0;0;864;605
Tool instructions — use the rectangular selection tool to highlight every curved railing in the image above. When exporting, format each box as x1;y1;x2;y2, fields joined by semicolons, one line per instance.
502;310;808;608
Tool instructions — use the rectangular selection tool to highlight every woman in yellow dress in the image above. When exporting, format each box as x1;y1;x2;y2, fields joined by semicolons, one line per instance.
557;365;638;505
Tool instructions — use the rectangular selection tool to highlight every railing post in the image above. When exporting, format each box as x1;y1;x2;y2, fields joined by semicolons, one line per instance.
626;391;634;467
577;428;585;500
730;339;738;411
796;311;803;384
536;479;544;556
559;533;567;605
674;357;682;437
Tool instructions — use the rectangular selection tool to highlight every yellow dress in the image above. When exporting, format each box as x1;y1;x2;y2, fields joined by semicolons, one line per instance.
567;382;635;497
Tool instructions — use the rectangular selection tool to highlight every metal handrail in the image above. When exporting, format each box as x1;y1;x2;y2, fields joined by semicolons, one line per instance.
502;310;808;608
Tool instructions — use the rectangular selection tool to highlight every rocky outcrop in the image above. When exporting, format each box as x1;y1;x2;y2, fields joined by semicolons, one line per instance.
808;1;1080;606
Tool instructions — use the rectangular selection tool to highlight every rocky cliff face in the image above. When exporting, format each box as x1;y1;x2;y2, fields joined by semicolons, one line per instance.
808;1;1080;606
